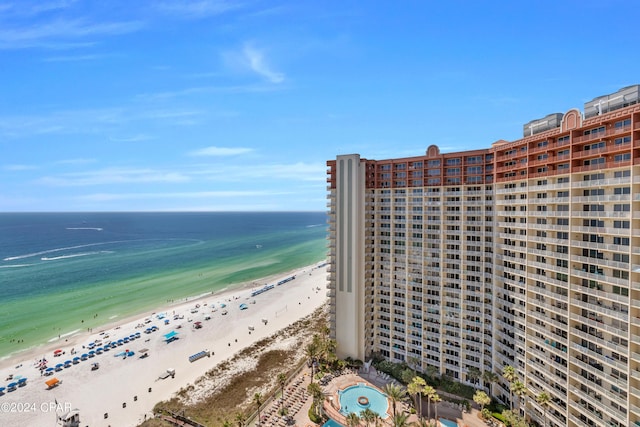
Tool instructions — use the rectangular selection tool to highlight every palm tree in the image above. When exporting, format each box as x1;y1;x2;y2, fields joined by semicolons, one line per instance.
305;341;320;382
253;392;263;426
392;413;410;427
473;390;491;414
425;365;438;383
502;365;517;410
410;419;429;427
407;356;421;372
346;412;361;427
277;373;287;409
384;383;407;417
307;381;324;417
482;370;498;396
511;380;526;417
432;394;441;423
407;376;427;419
360;408;376;427
536;391;550;427
235;411;246;427
423;385;436;422
372;412;381;427
467;366;481;386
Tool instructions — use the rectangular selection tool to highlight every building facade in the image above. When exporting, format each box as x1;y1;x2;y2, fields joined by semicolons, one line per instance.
327;85;640;427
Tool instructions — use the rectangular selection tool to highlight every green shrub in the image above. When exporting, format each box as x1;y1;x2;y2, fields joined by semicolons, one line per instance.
493;412;506;423
308;407;322;423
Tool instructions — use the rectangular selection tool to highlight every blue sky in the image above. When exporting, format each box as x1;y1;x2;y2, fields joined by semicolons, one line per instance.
1;0;638;212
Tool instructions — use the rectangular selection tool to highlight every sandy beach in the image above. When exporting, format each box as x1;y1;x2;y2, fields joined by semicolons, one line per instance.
0;263;328;427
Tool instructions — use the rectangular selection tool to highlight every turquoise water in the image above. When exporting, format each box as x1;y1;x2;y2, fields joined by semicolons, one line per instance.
322;420;343;427
339;383;389;418
0;212;327;359
440;419;458;427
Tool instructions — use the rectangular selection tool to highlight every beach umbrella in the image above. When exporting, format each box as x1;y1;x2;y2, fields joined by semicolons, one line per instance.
55;363;63;368
53;349;62;355
0;387;5;393
18;378;27;384
45;367;54;372
7;382;17;388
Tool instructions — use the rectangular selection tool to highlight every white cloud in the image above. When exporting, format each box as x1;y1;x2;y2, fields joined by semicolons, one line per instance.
187;146;253;156
3;164;38;171
79;190;289;202
155;0;241;19
242;43;284;83
0;18;144;49
108;134;152;142
55;158;96;165
42;53;108;62
37;167;191;186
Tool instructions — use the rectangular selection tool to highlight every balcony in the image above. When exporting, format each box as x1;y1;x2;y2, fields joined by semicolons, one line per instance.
573;125;632;143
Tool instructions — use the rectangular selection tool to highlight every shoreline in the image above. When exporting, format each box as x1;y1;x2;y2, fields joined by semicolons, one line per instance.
0;260;324;371
0;261;328;427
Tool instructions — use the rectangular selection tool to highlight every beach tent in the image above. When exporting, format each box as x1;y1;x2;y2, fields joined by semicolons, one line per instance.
164;330;179;343
7;382;17;391
17;378;27;386
0;387;5;394
239;303;248;310
53;349;62;356
45;377;60;389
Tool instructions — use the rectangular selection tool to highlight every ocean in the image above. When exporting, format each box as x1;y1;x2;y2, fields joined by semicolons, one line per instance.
0;212;327;359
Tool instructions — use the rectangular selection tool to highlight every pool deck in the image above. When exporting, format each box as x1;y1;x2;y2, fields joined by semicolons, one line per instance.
261;364;488;427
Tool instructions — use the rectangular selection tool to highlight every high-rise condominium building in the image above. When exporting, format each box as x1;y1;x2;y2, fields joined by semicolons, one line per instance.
326;85;640;427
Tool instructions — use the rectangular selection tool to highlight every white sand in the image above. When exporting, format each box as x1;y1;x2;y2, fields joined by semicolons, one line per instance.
0;263;328;427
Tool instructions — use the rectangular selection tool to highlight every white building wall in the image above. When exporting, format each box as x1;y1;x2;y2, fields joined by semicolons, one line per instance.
334;154;366;360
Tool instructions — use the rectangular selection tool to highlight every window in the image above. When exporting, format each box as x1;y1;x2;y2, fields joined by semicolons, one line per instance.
585;141;605;151
614;153;631;162
614;119;631;129
614;136;631;145
584;173;605;181
584;126;605;136
614;204;630;212
614;170;630;178
614;187;630;195
583;158;605;166
613;237;629;246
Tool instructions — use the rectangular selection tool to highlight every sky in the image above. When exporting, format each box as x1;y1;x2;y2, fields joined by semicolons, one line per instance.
1;0;639;212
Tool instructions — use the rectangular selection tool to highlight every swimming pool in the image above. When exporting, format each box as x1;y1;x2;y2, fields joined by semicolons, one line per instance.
322;419;344;427
338;383;389;418
440;418;458;427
